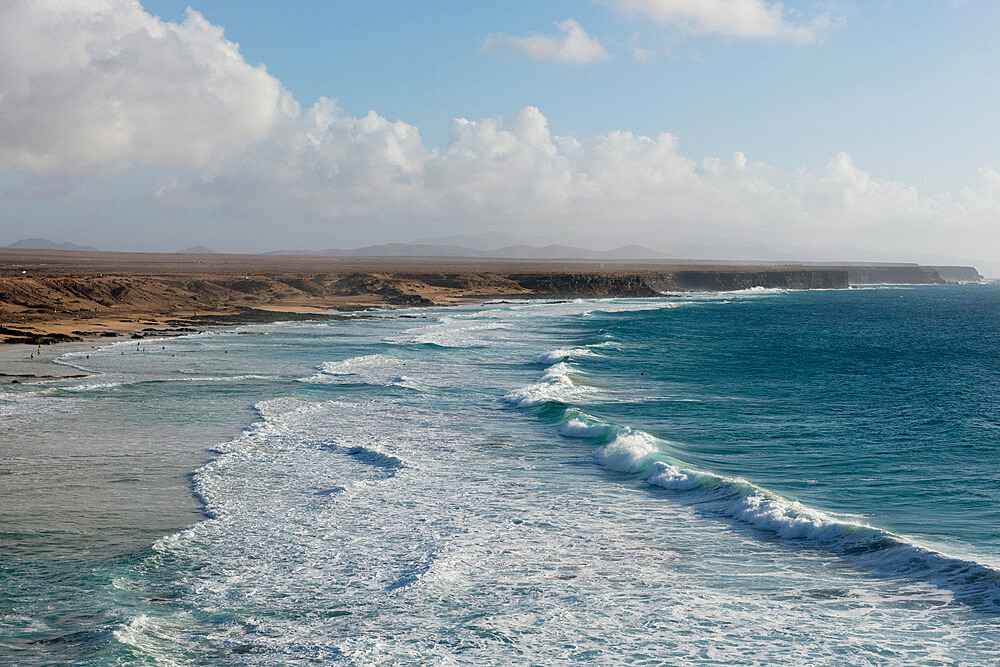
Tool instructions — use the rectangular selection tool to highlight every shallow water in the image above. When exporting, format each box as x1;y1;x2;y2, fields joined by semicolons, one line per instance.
3;286;1000;663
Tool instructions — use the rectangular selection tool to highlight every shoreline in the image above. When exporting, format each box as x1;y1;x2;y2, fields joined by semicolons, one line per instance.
0;248;892;346
0;280;985;382
0;339;111;383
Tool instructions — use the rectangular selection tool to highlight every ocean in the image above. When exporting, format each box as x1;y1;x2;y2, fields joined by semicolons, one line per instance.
2;284;1000;664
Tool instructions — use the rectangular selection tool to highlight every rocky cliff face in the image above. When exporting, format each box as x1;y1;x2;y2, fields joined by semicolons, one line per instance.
928;266;983;283
506;268;849;297
836;265;944;285
648;269;848;292
508;273;660;297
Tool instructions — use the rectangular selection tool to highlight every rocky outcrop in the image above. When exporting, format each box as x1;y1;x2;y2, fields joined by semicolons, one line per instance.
831;265;945;285
508;273;660;298
0;268;856;323
499;268;850;297
647;269;848;292
928;266;983;283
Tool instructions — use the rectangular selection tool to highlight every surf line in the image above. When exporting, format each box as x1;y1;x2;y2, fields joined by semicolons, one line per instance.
503;350;1000;609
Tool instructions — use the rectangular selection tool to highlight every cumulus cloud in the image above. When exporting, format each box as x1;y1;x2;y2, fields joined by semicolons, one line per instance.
0;0;294;171
601;0;831;45
483;19;610;64
151;101;1000;258
2;0;999;259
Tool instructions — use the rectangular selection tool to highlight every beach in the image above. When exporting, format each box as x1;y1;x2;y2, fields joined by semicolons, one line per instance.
1;248;974;349
4;284;1000;663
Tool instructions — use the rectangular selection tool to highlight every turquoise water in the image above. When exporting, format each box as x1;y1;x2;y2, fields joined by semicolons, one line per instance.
3;285;1000;663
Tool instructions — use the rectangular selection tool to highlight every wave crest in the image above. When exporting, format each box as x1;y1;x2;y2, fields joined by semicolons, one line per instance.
507;348;1000;608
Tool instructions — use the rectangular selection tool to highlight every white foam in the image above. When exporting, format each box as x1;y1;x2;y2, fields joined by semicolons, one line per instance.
581;301;685;316
592;428;662;474
534;348;599;365
502;362;582;408
558;415;614;438
0;390;79;420
496;355;1000;604
298;354;426;390
388;317;511;347
42;374;272;394
575;416;1000;598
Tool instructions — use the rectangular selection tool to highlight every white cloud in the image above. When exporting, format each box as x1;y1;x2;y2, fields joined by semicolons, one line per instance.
153;102;1000;258
483;19;610;64
602;0;831;45
2;0;999;260
0;0;294;171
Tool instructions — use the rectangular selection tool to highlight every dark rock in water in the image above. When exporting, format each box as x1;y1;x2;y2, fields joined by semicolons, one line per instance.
385;293;434;306
1;333;83;344
175;307;362;326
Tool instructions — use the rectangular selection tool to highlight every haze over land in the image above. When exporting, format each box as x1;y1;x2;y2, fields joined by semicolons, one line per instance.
1;1;999;269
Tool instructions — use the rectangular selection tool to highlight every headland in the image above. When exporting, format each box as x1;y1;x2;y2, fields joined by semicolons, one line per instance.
0;248;981;347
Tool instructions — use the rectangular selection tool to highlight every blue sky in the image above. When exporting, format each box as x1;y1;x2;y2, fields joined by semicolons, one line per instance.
1;0;1000;260
139;0;1000;192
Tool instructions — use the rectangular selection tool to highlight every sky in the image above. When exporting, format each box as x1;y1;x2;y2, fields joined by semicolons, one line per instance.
1;0;1000;263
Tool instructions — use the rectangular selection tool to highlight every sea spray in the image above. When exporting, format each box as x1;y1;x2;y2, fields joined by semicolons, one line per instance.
502;362;580;408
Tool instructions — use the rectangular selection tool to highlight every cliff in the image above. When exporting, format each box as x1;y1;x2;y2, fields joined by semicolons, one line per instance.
833;265;945;285
648;269;848;292
0;247;973;342
928;266;983;283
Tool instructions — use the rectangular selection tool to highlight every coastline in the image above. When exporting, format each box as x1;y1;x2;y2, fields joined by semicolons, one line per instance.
0;249;982;380
1;247;970;340
0;339;108;383
6;281;1000;663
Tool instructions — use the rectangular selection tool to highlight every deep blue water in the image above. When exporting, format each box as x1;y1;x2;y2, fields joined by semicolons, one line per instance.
576;285;1000;554
2;285;1000;664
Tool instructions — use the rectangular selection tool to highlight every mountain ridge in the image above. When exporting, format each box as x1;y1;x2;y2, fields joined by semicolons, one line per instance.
6;237;98;252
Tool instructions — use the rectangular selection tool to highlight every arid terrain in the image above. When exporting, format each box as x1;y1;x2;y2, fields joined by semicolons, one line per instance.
0;248;976;344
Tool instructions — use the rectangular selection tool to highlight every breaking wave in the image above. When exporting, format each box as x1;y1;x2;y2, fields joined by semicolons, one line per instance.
298;354;426;390
506;354;1000;609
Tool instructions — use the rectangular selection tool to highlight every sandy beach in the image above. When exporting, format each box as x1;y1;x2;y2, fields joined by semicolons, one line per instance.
3;247;935;348
0;340;108;383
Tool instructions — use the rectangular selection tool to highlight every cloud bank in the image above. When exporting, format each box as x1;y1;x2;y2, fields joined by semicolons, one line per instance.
483;19;610;64
1;0;998;259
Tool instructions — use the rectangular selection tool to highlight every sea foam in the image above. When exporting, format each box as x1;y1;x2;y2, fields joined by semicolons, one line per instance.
502;362;581;408
299;354;425;390
533;348;599;365
510;350;1000;606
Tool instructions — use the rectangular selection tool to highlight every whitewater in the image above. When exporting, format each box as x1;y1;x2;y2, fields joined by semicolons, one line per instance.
3;286;1000;664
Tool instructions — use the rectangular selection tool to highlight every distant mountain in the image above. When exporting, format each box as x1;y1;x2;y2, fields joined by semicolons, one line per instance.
178;245;215;254
414;232;532;251
6;237;98;251
268;242;666;260
480;244;602;259
269;243;476;257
